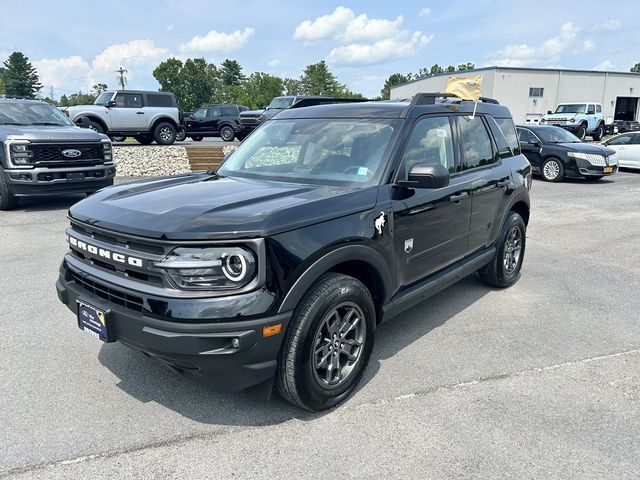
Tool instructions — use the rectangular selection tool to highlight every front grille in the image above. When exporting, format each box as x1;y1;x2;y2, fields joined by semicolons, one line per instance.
70;269;144;312
32;143;104;166
584;154;606;166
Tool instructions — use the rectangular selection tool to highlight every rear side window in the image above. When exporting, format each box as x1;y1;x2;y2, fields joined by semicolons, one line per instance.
495;118;521;155
596;104;602;113
455;116;495;170
221;107;238;116
146;94;174;107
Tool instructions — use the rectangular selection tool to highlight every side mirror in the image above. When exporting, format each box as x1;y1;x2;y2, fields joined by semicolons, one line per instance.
398;163;450;189
106;100;116;108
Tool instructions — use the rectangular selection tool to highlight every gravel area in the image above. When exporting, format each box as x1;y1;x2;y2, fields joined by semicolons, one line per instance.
113;146;190;177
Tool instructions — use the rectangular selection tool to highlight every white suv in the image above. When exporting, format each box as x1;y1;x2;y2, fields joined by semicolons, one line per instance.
66;90;181;145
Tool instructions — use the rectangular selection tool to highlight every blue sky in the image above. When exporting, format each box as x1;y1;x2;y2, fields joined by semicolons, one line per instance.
1;0;638;98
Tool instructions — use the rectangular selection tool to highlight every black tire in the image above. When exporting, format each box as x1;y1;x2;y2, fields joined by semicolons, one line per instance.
591;124;604;141
541;157;564;182
87;120;104;134
110;135;126;142
0;169;19;210
276;273;376;411
153;122;176;145
220;125;235;142
134;134;154;145
576;124;587;140
479;212;526;288
191;136;203;142
175;127;187;142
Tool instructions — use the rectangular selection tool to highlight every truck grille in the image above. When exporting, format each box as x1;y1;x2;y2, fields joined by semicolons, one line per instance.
70;269;144;313
32;143;104;167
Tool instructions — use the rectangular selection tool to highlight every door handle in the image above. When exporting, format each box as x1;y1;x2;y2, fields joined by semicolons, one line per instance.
449;192;469;204
136;112;144;115
496;179;509;188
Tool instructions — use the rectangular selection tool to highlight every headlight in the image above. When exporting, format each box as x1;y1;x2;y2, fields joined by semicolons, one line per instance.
101;140;112;162
9;142;34;166
567;152;587;160
608;153;618;164
153;246;256;290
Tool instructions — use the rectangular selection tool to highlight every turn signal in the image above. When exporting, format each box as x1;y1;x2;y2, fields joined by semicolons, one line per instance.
262;323;282;337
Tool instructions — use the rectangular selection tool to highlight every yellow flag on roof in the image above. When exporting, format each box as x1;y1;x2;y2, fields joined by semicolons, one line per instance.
445;75;483;101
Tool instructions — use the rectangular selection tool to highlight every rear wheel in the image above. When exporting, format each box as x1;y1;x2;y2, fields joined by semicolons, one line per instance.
191;136;203;142
220;125;235;142
541;157;564;182
110;135;126;142
479;212;526;288
154;122;176;145
276;273;376;411
0;169;19;210
591;124;604;141
135;134;154;145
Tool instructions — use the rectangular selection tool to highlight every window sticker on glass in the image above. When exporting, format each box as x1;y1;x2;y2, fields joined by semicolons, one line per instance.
356;167;369;176
436;129;448;138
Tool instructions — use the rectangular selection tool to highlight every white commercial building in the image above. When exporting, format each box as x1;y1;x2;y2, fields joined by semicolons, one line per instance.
390;66;640;124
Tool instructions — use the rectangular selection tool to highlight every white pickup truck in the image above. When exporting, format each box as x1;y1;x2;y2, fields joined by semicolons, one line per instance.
66;90;181;145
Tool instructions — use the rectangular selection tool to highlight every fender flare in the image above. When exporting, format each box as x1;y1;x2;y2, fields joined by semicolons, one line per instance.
277;244;393;314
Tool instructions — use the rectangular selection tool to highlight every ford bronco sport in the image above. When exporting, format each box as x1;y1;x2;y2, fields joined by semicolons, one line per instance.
0;96;115;210
56;93;531;411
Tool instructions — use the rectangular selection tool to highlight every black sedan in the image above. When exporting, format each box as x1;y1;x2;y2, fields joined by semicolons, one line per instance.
516;125;618;182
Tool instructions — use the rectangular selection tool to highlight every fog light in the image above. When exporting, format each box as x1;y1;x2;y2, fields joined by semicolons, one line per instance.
231;338;240;348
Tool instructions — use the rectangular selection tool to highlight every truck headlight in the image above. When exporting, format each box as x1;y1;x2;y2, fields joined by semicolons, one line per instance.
9;142;35;165
567;152;587;160
154;247;256;290
101;140;112;162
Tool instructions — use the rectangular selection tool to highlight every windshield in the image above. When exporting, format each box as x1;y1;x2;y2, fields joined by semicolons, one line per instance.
267;97;294;110
218;118;399;186
554;104;586;114
535;127;581;143
94;92;114;105
0;102;75;126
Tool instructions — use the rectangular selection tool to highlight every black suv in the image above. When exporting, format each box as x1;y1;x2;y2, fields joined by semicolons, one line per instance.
56;93;531;410
183;104;248;142
1;96;115;210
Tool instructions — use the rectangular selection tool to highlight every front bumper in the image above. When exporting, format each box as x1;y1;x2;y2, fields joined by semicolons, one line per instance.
56;261;291;392
6;164;116;196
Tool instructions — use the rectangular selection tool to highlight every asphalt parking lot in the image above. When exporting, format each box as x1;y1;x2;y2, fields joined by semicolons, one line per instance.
1;171;639;479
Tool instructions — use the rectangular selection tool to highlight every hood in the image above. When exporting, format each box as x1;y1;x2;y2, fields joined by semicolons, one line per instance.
69;174;378;240
1;124;108;142
551;142;616;156
239;109;265;117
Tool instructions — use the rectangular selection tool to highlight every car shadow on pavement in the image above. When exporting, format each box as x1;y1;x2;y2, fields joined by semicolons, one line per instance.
13;194;85;212
97;274;491;426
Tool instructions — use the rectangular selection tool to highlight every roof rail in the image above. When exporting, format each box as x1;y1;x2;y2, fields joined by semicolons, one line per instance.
290;97;370;109
400;92;499;117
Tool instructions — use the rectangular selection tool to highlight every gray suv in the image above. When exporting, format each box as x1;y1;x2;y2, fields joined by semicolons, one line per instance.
65;90;181;145
0;96;115;210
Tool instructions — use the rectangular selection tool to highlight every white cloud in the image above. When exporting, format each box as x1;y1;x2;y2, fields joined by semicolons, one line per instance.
267;59;281;67
293;6;354;41
296;7;432;65
92;39;168;73
34;55;92;94
180;27;254;53
594;60;616;70
419;7;431;17
580;39;595;52
488;22;579;67
595;20;622;31
329;32;433;65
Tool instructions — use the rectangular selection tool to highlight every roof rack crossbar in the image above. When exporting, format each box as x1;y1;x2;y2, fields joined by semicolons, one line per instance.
400;92;499;117
289;97;371;109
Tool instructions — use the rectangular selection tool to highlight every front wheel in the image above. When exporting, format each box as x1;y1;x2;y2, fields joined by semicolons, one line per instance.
276;273;376;411
591;124;604;141
175;127;187;142
0;170;19;210
541;157;564;182
576;124;587;140
110;135;126;142
479;212;526;288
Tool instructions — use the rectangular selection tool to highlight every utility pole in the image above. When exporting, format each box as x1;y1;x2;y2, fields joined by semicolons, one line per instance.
115;66;128;89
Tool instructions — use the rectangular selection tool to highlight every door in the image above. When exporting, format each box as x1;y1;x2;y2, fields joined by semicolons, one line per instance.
455;115;511;252
586;104;598;131
518;127;543;170
204;107;222;134
109;92;146;129
391;115;471;289
187;107;208;133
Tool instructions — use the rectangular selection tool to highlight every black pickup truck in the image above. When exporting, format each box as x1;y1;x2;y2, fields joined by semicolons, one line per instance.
56;93;531;410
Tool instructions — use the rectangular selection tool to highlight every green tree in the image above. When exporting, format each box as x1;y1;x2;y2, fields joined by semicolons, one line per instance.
153;57;218;111
445;65;456;73
0;67;5;94
2;52;42;98
234;72;284;109
457;62;475;71
299;61;340;96
283;77;301;95
220;59;245;86
59;91;98;106
429;64;445;76
380;73;411;100
92;83;108;95
631;63;640;73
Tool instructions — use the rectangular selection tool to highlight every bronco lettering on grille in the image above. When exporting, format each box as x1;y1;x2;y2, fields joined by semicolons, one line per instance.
67;235;144;268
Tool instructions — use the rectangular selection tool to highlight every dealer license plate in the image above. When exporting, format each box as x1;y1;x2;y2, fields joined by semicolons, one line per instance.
604;167;613;173
77;300;111;342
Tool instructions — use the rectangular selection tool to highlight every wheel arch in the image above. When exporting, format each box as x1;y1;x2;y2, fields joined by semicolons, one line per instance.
509;200;530;226
79;115;107;132
277;244;393;324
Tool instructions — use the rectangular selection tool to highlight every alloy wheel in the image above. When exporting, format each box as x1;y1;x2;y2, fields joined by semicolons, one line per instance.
159;126;173;142
543;160;560;180
312;302;366;389
503;226;522;275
